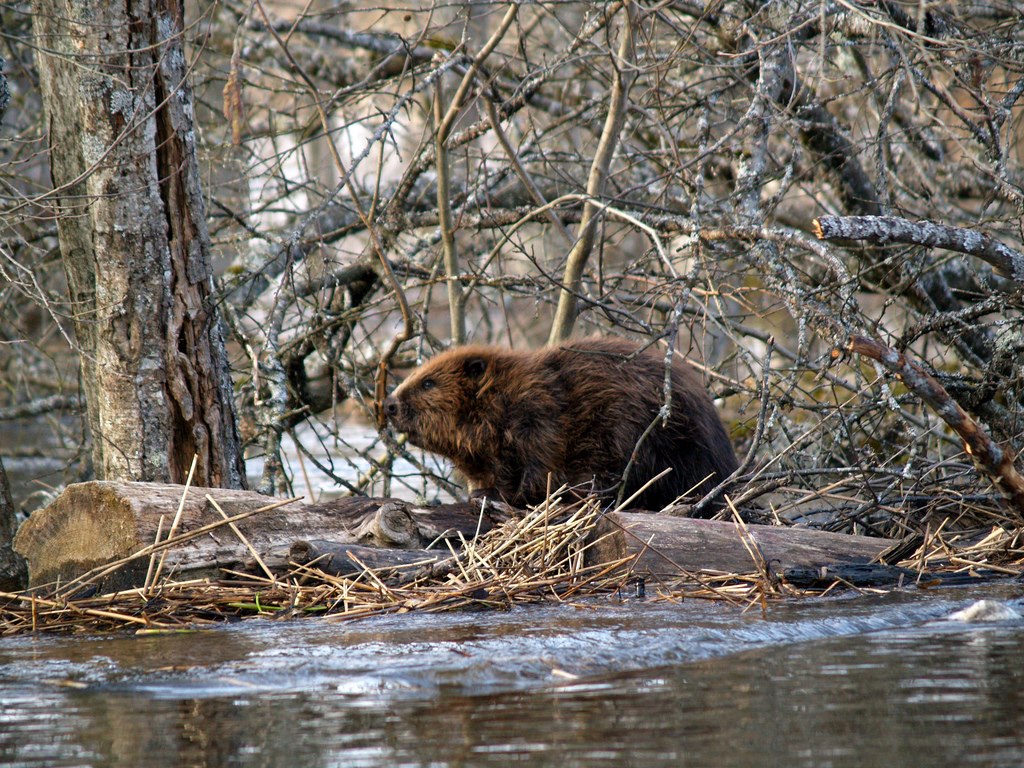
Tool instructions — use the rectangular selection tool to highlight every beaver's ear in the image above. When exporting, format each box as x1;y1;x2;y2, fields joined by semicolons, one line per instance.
464;356;487;379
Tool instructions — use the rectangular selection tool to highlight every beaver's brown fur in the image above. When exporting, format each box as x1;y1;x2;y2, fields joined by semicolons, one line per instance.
383;337;737;512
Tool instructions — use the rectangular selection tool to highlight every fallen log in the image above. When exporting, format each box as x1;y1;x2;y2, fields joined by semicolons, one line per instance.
11;482;505;591
599;513;889;576
782;563;1017;588
13;481;893;591
288;540;441;577
12;482;313;591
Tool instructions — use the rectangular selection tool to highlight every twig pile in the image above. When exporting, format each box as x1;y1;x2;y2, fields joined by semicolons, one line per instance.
0;498;638;636
902;524;1024;576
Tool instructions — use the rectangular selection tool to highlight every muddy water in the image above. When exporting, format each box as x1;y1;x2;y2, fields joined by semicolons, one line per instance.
2;584;1024;767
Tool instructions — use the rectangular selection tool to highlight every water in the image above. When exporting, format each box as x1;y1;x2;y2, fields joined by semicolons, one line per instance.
2;584;1024;767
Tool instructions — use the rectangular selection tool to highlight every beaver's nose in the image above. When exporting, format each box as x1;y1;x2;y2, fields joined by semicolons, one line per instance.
383;397;399;419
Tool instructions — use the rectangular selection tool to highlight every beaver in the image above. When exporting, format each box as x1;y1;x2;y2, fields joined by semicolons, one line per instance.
383;336;737;512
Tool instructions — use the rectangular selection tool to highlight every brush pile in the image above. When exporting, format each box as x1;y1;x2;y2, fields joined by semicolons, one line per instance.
0;498;628;636
4;490;1023;636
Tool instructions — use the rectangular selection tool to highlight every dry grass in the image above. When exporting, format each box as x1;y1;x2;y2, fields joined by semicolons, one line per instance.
3;492;1021;637
900;524;1024;576
0;497;630;636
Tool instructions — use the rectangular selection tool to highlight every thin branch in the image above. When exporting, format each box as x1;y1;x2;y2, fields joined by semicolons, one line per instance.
549;1;638;344
431;3;518;344
481;94;575;246
839;335;1024;518
434;76;464;343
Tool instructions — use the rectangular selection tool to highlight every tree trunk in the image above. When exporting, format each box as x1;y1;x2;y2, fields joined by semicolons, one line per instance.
0;457;27;591
33;0;246;488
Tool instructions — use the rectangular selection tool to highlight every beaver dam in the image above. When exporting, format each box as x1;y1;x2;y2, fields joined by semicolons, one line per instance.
3;480;1022;636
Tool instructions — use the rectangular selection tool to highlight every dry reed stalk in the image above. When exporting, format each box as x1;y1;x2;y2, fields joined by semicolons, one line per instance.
0;496;642;635
148;455;199;590
650;502;815;608
207;495;276;581
897;522;1024;574
653;570;814;608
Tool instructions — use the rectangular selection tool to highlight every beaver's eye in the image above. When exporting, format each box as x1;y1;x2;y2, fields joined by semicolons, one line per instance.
421;378;436;391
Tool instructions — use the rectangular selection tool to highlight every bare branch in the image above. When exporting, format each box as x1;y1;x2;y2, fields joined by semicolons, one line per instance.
814;215;1024;284
549;2;638;344
434;76;464;344
840;335;1024;518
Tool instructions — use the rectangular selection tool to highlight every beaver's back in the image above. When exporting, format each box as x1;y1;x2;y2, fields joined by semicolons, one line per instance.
542;337;736;510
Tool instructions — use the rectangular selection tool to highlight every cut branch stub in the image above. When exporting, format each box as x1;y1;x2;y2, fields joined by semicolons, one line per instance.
353;501;417;548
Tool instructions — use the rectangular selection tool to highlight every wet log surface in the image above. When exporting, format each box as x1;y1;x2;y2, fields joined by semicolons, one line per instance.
780;563;1012;588
13;481;893;591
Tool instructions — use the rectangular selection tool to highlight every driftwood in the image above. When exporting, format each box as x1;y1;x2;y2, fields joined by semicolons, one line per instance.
12;481;897;592
12;482;314;590
594;512;888;576
10;483;507;590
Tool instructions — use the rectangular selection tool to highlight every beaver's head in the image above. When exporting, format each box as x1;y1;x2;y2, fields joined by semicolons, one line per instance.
383;347;498;461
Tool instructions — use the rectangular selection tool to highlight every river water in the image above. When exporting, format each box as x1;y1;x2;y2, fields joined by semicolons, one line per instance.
2;583;1023;767
5;424;1024;765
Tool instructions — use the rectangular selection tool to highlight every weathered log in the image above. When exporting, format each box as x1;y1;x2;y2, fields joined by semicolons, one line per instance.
12;482;319;590
11;483;502;590
590;513;889;576
12;482;897;592
783;563;922;587
313;497;501;542
783;563;1016;588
